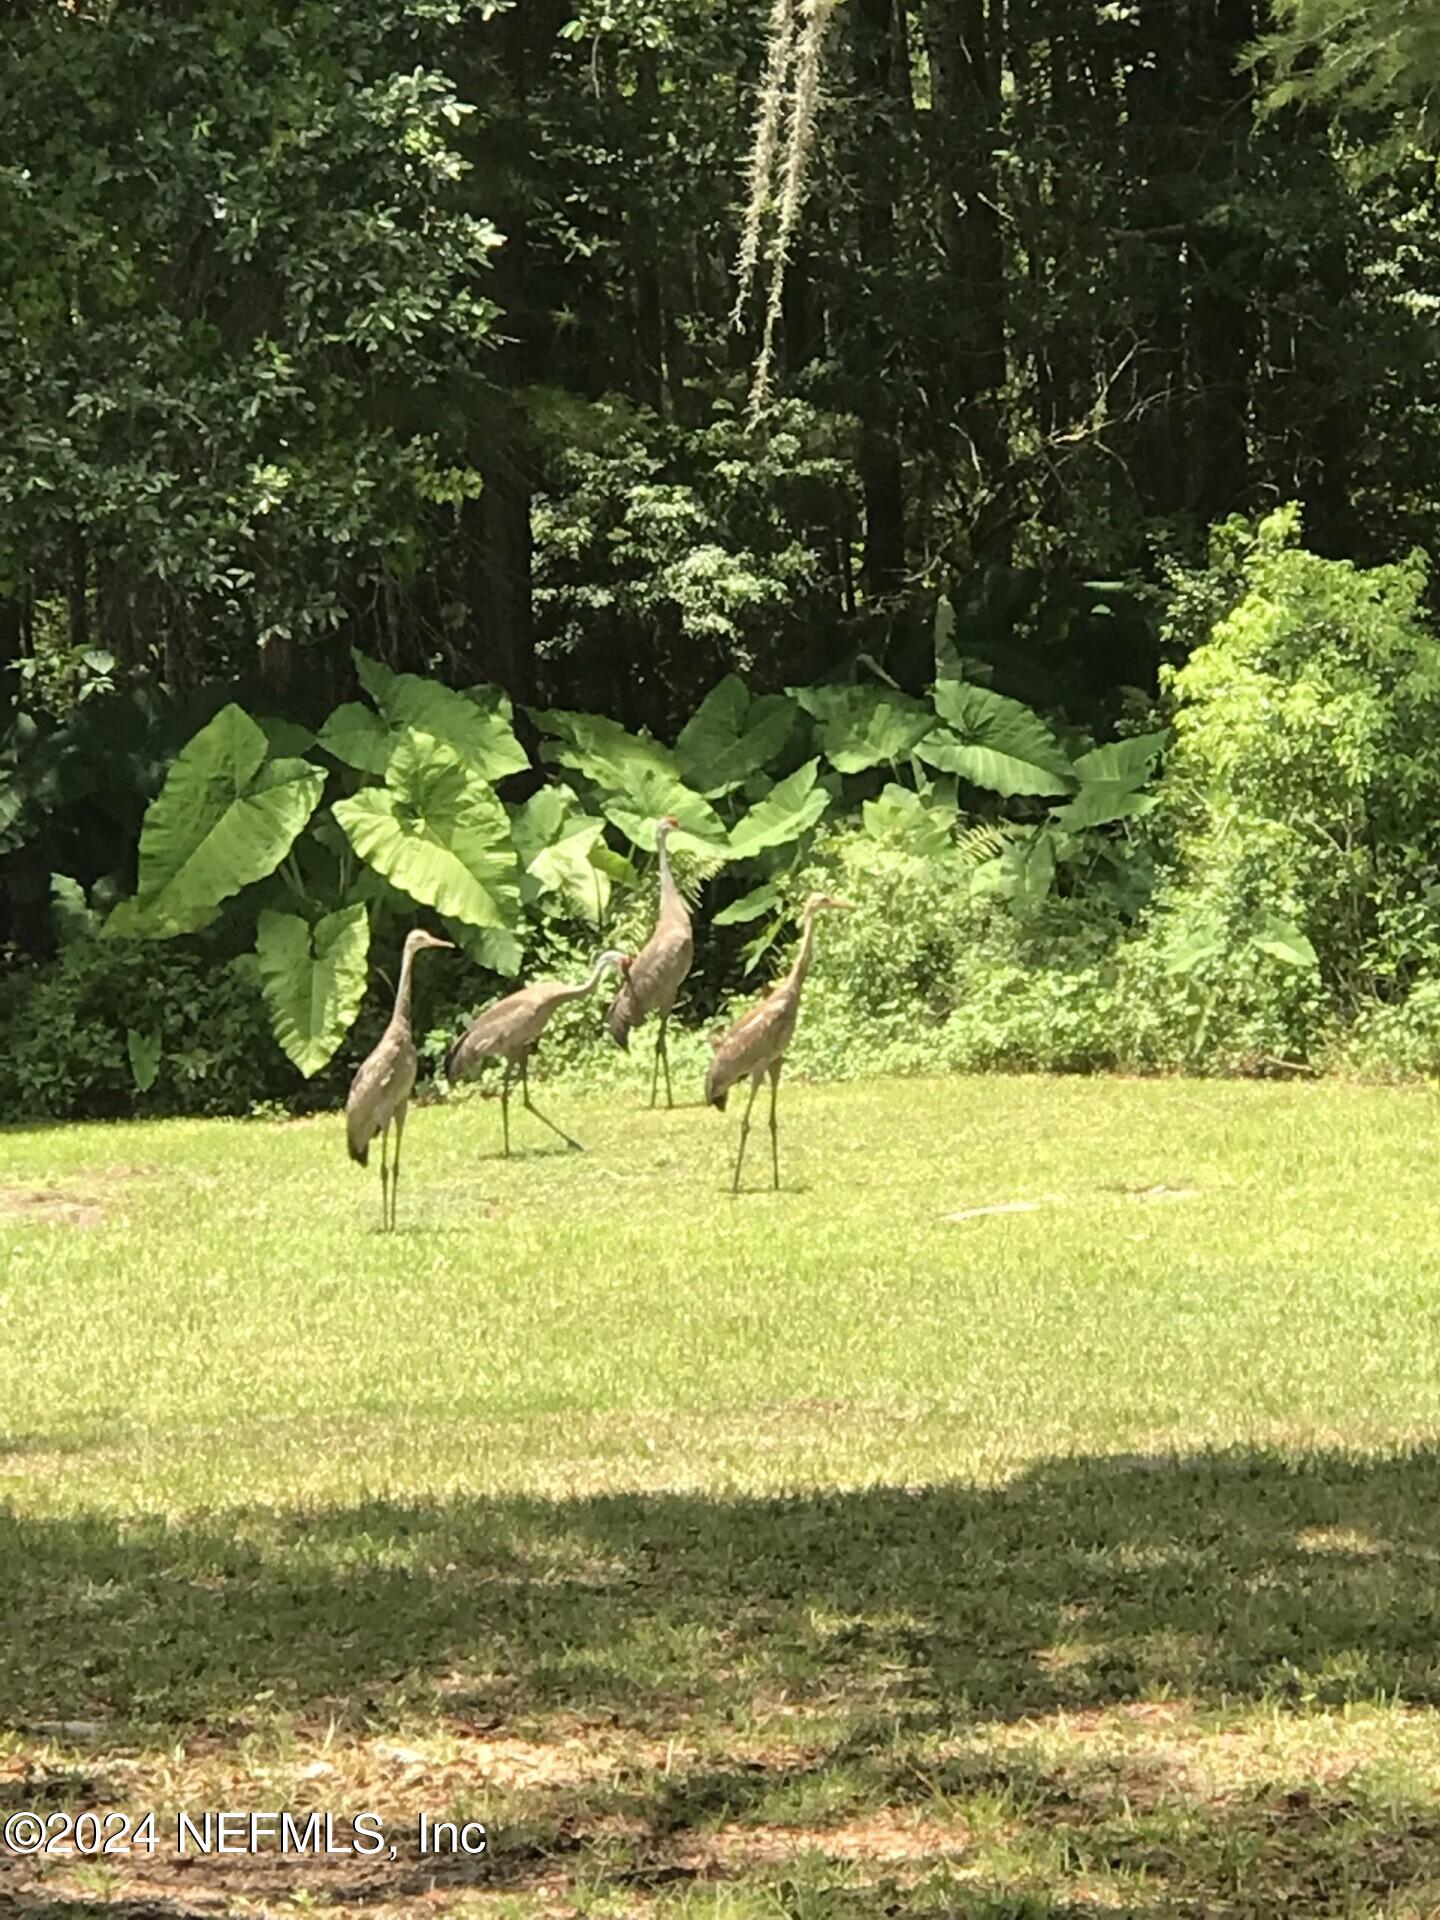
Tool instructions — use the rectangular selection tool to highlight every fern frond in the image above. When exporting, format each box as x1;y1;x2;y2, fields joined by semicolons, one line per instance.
672;845;732;906
953;820;1020;868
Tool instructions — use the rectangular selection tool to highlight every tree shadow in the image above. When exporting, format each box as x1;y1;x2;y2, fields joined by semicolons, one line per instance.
3;1446;1440;1912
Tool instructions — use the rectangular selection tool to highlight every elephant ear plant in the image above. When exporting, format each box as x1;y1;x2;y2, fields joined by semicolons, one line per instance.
91;616;1164;1092
102;665;535;1081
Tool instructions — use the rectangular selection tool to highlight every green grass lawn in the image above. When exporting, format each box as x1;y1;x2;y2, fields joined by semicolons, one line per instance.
4;1073;1440;1917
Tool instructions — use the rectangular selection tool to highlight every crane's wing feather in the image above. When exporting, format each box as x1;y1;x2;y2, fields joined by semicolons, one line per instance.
607;923;693;1046
446;982;566;1082
346;1032;417;1162
703;984;794;1109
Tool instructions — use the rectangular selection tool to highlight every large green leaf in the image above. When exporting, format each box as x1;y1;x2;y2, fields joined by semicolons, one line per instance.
1000;828;1057;915
790;684;935;774
1071;731;1168;787
510;785;611;923
713;881;781;927
353;650;529;782
727;758;831;859
919;681;1074;797
535;708;725;848
675;676;796;796
604;783;726;852
1050;785;1157;830
1162;920;1226;978
256;904;371;1078
258;716;317;758
332;729;521;931
319;702;392;776
1253;917;1319;970
1051;730;1167;829
105;705;324;938
537;709;675;794
126;1029;161;1093
51;873;100;945
448;921;525;977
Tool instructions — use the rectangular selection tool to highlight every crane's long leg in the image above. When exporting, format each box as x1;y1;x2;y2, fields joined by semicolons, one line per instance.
767;1061;782;1191
649;1020;663;1109
500;1062;513;1159
522;1057;584;1151
659;1015;674;1110
731;1074;763;1195
379;1123;390;1231
390;1103;406;1231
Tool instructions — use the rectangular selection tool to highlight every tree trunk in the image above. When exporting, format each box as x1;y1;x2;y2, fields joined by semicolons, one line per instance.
465;451;536;705
0;591;21;728
923;0;1007;405
850;0;909;607
629;49;667;415
1184;0;1255;524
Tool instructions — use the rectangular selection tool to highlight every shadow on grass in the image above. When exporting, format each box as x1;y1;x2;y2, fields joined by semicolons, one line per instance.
4;1446;1440;1913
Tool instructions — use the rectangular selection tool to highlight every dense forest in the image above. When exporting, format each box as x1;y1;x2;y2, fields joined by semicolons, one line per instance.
5;0;1440;1115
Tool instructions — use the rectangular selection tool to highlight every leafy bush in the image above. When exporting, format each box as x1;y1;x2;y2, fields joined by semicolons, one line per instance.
23;599;1153;1114
1122;506;1440;1068
66;517;1440;1115
0;941;278;1121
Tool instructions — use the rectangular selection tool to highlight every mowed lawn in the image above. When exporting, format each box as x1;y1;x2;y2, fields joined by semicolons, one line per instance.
4;1073;1440;1916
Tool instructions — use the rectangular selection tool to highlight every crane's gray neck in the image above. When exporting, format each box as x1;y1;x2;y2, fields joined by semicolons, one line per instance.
657;827;685;919
561;952;620;1004
390;942;419;1036
787;907;820;992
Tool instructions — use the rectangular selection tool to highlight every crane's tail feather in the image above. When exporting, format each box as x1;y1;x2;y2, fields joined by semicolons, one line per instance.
443;1033;467;1083
703;1059;730;1111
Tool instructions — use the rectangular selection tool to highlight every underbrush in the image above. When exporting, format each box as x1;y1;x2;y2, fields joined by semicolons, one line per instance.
10;506;1440;1117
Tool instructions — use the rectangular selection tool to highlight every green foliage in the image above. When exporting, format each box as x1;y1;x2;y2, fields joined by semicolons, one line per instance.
352;653;530;785
509;785;611;924
1135;507;1440;1035
530;394;854;673
725;758;830;859
920;682;1076;799
674;675;796;797
332;729;519;931
0;1;501;671
126;1029;161;1094
790;684;933;775
1257;1;1440;134
256;905;371;1079
0;941;279;1120
103;706;324;939
59;626;1161;1114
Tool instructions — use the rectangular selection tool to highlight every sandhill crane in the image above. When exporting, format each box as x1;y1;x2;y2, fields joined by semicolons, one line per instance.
347;927;454;1229
704;892;852;1194
607;814;692;1108
445;949;630;1156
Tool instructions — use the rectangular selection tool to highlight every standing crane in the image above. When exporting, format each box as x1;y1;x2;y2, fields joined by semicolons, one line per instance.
607;814;692;1108
445;949;630;1156
704;892;852;1194
346;926;454;1230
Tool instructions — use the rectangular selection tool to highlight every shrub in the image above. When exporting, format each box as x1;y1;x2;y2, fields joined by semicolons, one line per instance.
1123;505;1440;1068
0;940;281;1121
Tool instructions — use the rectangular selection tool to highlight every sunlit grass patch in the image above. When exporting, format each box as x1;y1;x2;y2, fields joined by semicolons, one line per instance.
4;1074;1440;1914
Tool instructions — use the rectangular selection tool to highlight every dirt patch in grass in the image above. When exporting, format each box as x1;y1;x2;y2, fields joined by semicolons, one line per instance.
0;1166;161;1230
0;1186;108;1228
674;1809;971;1871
